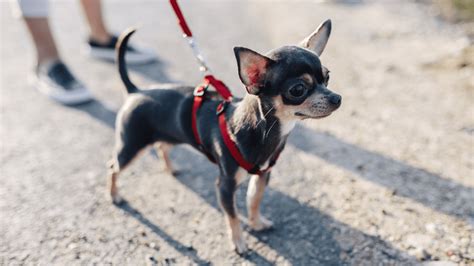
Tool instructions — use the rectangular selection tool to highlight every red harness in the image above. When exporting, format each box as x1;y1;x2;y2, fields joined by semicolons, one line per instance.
171;0;280;175
191;77;279;175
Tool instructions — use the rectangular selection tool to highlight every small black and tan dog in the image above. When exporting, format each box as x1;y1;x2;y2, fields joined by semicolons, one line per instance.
108;20;341;254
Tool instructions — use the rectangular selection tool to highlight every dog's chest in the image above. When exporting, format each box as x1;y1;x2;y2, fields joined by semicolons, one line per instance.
280;120;296;137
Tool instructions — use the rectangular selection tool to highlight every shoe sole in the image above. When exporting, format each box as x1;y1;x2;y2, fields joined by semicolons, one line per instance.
29;75;94;105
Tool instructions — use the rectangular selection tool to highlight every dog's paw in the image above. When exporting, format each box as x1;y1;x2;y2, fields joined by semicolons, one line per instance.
110;193;124;206
249;216;274;231
231;237;248;255
170;169;182;177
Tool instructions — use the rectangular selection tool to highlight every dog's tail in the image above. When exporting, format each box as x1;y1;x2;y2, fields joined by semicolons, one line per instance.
116;28;138;94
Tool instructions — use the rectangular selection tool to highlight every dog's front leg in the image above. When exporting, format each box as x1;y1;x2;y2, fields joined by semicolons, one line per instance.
246;172;273;231
216;172;247;254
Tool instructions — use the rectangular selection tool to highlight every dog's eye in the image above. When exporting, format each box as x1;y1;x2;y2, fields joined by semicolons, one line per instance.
287;84;307;99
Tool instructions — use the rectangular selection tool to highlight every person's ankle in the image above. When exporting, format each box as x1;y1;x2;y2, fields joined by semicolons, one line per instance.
37;57;60;70
89;32;113;45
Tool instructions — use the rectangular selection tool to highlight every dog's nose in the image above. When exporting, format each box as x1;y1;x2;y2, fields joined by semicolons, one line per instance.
329;94;342;106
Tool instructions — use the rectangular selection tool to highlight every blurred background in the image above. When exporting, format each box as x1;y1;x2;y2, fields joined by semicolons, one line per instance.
1;0;473;265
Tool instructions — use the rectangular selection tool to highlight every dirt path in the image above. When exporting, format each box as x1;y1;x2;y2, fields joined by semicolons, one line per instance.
1;1;472;265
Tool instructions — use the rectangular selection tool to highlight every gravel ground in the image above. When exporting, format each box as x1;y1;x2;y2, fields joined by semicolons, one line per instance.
1;0;473;265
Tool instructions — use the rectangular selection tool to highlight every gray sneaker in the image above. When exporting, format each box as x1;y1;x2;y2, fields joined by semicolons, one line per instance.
34;60;93;105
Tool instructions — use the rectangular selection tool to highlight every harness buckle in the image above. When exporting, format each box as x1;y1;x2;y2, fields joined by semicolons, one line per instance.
216;101;228;115
193;85;207;97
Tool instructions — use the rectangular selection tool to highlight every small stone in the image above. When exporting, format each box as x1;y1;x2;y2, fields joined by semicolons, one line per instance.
164;258;176;264
386;65;397;72
425;223;437;233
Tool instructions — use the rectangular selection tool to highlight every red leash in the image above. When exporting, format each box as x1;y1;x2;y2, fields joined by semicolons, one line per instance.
169;0;193;37
169;0;277;175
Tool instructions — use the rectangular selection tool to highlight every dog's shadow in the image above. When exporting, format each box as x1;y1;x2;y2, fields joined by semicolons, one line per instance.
288;125;474;220
116;200;212;265
170;147;410;264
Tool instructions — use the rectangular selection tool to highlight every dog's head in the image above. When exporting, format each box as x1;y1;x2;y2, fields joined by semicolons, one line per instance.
234;19;341;123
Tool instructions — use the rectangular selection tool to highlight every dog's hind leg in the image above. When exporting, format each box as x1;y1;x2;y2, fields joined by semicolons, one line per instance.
107;160;122;205
108;138;150;205
155;142;176;175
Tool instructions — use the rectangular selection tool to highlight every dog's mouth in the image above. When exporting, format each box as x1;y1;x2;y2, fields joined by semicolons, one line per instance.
295;112;332;119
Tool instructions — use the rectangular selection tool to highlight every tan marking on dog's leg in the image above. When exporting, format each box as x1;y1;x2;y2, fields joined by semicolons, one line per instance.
155;142;175;174
246;173;273;231
107;162;123;204
226;214;248;254
234;167;248;185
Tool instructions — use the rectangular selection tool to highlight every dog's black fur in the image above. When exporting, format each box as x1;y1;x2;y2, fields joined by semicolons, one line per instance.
108;20;341;254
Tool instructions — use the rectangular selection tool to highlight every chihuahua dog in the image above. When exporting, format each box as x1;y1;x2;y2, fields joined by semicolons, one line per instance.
108;19;341;254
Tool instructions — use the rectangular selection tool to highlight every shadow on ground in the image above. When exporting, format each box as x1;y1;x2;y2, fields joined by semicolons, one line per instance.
170;149;410;264
117;200;211;265
288;126;474;220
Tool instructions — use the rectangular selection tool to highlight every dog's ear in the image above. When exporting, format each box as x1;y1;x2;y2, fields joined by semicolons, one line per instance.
234;47;274;95
300;19;331;56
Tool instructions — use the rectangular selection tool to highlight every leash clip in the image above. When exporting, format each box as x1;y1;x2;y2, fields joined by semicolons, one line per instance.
185;36;210;73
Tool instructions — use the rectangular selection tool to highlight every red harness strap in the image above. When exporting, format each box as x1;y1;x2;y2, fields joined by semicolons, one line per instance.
191;80;217;163
217;102;278;176
191;81;209;147
191;78;279;175
191;75;232;146
204;75;233;101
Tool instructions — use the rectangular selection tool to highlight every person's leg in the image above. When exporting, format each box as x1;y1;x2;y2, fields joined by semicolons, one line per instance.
11;0;93;104
12;0;58;65
23;17;59;65
79;0;111;44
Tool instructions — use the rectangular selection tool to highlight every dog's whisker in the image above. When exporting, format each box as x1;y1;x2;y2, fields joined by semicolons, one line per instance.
256;106;275;127
264;120;278;140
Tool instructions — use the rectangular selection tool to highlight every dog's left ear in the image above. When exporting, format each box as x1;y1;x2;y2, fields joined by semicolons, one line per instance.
234;47;274;95
300;19;332;56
